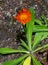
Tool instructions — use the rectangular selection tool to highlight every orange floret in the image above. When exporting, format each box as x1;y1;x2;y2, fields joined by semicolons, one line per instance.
13;8;32;25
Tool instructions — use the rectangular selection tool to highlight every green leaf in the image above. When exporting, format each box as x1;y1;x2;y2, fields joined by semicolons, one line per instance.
0;48;28;54
26;7;35;50
18;45;26;50
21;39;29;50
32;32;44;50
41;32;48;41
33;44;48;53
18;60;24;65
32;55;42;65
35;19;42;25
32;32;48;50
33;25;48;32
41;14;47;24
2;54;28;65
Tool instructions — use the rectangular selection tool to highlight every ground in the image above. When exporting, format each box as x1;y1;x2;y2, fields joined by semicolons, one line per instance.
0;0;48;65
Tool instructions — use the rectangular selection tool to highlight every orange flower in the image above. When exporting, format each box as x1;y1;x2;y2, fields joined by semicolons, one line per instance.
13;8;31;25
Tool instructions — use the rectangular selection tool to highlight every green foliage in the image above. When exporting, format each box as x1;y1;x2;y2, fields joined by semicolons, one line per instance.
32;55;42;65
20;39;29;50
2;54;28;65
35;19;42;25
0;8;48;65
32;32;44;50
26;7;35;50
33;25;48;32
32;32;48;50
0;48;28;54
33;44;48;52
41;14;47;25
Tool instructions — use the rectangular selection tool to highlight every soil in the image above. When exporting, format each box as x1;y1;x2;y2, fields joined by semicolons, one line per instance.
0;0;48;65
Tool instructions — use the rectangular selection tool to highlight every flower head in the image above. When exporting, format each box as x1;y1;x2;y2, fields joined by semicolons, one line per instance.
13;8;31;25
